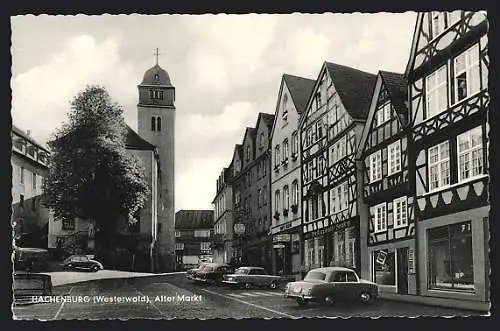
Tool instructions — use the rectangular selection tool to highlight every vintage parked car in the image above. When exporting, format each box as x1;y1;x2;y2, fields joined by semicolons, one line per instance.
188;263;233;284
14;247;50;272
13;272;52;304
186;262;209;279
223;266;282;289
61;255;104;272
284;267;378;307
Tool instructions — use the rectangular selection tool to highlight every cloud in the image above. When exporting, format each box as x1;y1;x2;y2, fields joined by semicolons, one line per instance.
11;34;137;144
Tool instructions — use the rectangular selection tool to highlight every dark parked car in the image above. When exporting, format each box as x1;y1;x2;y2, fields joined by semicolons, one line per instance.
13;272;52;304
14;247;50;272
61;255;103;272
223;267;282;289
284;267;378;306
189;263;233;285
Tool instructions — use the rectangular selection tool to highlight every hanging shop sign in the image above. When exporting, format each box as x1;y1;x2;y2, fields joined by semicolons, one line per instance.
273;244;286;249
273;234;291;243
408;248;415;274
376;250;388;265
234;223;246;235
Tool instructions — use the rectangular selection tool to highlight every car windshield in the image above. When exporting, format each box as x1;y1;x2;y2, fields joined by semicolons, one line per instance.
235;268;249;275
305;271;327;281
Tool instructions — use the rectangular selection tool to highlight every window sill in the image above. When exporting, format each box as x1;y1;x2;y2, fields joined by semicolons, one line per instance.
423;174;488;197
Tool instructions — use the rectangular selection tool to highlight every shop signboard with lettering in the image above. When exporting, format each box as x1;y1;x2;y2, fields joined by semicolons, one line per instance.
273;234;291;242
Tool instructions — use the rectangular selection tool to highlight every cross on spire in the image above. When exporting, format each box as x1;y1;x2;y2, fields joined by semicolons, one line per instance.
154;47;162;65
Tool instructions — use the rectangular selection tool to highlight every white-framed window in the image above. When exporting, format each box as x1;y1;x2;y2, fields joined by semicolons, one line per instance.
32;172;37;190
194;230;211;238
454;44;480;103
260;132;265;148
282;139;289;161
330;182;349;214
377;102;391;126
425;65;448;119
428;141;451;191
305;160;314;182
175;243;184;250
274;190;281;212
175;230;181;238
292;180;299;206
316;120;324;139
388;140;402;175
393;196;408;228
200;242;211;252
457;126;483;182
291;131;298;155
374;203;387;233
246;145;251;161
330;135;347;165
317;156;325;177
274;145;280;166
369;150;382;183
306;128;313;147
283;185;289;210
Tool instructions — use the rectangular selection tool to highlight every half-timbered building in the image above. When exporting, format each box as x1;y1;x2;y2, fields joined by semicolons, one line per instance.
357;71;416;295
270;74;315;277
299;62;376;275
231;113;275;272
405;11;489;309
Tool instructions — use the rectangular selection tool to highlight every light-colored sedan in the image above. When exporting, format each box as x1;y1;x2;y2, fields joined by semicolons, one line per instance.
284;267;378;307
223;266;282;289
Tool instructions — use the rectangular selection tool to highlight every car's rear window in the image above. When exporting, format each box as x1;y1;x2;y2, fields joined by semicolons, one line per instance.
305;271;327;281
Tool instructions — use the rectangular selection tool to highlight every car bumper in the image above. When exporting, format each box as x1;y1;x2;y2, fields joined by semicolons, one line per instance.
284;293;315;300
221;280;239;285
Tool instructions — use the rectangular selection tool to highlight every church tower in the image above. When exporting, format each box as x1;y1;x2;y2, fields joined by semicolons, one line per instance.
137;57;176;271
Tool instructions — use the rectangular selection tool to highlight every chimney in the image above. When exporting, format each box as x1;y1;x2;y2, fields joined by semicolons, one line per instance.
26;130;31;136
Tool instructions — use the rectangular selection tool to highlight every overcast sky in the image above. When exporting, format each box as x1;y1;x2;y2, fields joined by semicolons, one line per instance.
11;13;417;211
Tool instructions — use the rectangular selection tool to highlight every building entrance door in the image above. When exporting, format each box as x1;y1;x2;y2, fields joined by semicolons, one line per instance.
397;247;409;294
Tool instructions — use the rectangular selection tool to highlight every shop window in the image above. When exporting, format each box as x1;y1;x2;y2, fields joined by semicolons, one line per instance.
374;250;396;286
428;221;474;291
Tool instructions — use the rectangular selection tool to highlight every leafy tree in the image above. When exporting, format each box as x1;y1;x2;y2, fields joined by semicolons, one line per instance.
43;85;149;266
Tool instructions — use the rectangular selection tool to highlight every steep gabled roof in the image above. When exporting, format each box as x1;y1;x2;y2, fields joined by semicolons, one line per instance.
125;125;155;150
283;74;316;114
356;71;408;160
404;13;424;78
379;71;408;115
258;112;275;129
325;62;377;120
175;210;214;230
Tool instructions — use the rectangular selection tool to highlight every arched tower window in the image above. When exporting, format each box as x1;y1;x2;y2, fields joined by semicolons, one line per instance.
156;116;162;131
151;117;156;131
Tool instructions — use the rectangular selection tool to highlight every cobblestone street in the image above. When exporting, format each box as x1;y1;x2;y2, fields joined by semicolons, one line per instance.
12;273;483;320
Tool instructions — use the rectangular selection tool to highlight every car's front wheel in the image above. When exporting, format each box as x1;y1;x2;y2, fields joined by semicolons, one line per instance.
269;281;279;290
359;291;374;304
323;295;335;306
296;297;309;307
92;265;100;272
244;282;252;289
